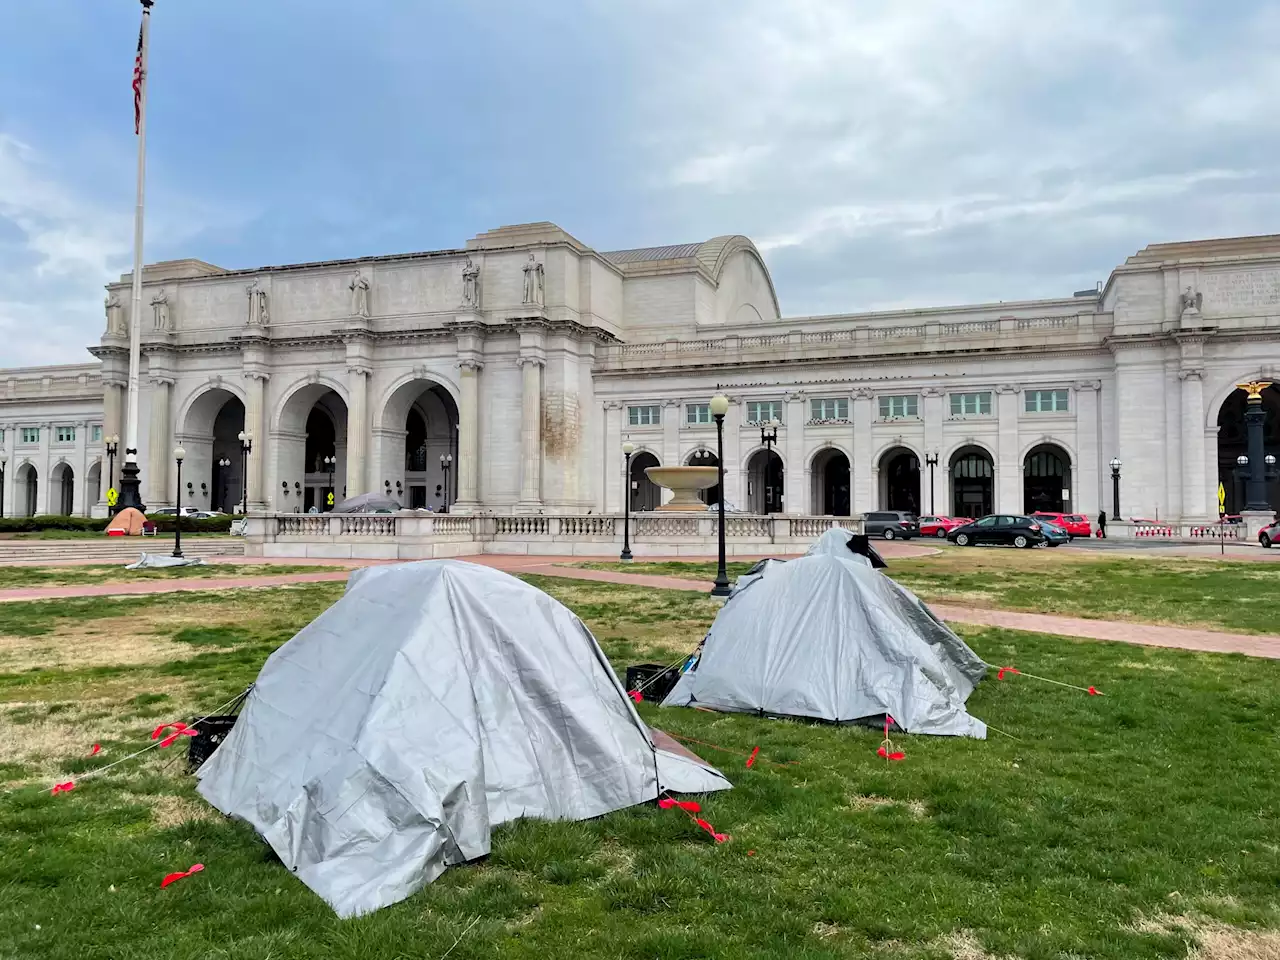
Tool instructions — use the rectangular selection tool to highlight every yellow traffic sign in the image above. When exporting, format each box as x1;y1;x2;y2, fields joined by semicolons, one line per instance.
327;491;335;506
1217;481;1226;513
106;487;118;507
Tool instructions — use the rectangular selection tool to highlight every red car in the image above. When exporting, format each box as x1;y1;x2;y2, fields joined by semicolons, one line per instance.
1031;512;1091;539
918;515;970;538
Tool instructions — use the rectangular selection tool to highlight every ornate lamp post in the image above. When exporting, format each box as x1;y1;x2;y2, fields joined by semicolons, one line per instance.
925;452;939;515
323;455;338;511
172;446;185;558
1238;381;1274;511
440;453;453;513
1109;458;1122;518
105;435;119;514
620;441;634;561
759;419;780;514
237;431;252;514
710;393;731;597
217;456;231;513
0;454;6;519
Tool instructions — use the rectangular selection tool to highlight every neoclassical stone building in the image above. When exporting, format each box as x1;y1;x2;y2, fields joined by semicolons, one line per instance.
1;221;1279;523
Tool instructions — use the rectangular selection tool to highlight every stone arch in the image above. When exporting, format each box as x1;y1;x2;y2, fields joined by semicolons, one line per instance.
745;446;784;514
177;384;247;514
877;444;920;514
1023;442;1073;514
273;379;350;514
682;446;721;506
1213;380;1280;514
14;461;38;517
87;459;102;515
1204;369;1274;431
949;443;996;520
810;445;851;517
629;450;661;512
49;459;74;515
375;375;461;511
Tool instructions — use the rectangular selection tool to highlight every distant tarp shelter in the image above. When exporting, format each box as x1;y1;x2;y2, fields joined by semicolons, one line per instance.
197;560;729;918
125;553;204;569
105;507;146;536
662;529;987;738
331;492;401;514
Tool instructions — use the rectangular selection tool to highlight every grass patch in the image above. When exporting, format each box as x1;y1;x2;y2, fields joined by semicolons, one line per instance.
576;551;1280;635
0;563;328;590
2;575;1280;957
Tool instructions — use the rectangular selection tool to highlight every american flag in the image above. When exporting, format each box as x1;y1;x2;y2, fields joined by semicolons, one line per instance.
132;25;143;134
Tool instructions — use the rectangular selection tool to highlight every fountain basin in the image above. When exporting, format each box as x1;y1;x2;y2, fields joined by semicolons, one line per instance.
644;466;720;512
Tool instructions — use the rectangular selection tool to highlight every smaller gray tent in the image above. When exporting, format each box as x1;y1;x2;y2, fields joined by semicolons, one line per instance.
198;560;729;918
662;529;987;738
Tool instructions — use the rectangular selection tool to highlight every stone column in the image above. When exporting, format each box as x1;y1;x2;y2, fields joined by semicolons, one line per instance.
101;379;124;509
516;356;544;510
345;364;371;498
723;397;743;510
243;371;269;511
1180;369;1207;519
1073;381;1101;518
37;423;51;514
852;389;874;514
661;399;680;505
147;378;173;508
784;391;806;513
995;385;1021;513
73;420;88;516
921;387;944;515
602;401;622;513
454;360;483;512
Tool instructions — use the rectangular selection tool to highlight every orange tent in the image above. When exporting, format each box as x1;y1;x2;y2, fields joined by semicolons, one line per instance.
105;507;146;536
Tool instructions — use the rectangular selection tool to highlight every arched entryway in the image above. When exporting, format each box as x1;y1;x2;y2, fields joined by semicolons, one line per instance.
951;446;994;519
1023;444;1072;514
746;449;784;514
630;451;661;511
15;463;37;517
378;379;459;511
87;461;102;514
50;462;74;515
1216;383;1280;514
685;449;721;506
879;446;920;514
180;387;246;514
811;448;851;516
276;384;348;514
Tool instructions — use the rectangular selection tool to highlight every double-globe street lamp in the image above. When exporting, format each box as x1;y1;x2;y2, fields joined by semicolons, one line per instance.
105;434;120;514
620;441;635;561
172;446;186;559
440;453;453;513
1109;458;1122;518
237;431;252;514
1234;454;1278;513
710;392;731;597
924;452;939;515
217;456;232;513
323;455;338;510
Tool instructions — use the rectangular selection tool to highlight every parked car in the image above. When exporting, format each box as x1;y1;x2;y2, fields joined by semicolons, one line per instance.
1036;518;1070;547
1259;520;1280;548
917;515;969;538
149;506;199;518
863;511;918;540
1031;511;1092;539
947;514;1047;548
191;510;224;520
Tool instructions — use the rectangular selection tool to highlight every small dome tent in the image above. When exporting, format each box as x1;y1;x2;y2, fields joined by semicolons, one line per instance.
661;529;987;738
197;560;729;918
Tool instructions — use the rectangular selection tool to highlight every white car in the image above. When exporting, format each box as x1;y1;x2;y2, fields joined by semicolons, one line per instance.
150;506;200;518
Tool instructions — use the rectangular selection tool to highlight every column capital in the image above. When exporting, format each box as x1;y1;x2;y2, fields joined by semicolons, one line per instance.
457;358;484;373
854;387;875;400
347;364;372;378
147;375;175;387
663;397;681;408
242;370;271;383
516;355;545;369
103;376;127;389
1072;379;1102;392
920;386;943;397
1178;367;1205;382
602;400;624;411
996;383;1021;395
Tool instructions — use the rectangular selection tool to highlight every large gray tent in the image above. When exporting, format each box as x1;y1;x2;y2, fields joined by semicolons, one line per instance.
197;560;729;918
661;529;988;738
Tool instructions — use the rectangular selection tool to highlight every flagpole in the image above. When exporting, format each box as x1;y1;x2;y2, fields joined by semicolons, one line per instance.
119;0;154;513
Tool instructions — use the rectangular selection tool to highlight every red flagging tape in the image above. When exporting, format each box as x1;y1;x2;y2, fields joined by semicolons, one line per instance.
160;863;204;889
151;723;197;748
50;781;75;796
89;744;101;756
997;666;1020;680
628;690;643;703
745;746;759;768
658;797;702;813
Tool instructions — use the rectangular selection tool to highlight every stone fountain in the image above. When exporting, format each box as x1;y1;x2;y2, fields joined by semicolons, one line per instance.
644;465;719;511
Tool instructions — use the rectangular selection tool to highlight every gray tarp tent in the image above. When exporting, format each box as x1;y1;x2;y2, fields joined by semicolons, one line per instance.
661;529;987;738
331;492;401;514
197;560;729;918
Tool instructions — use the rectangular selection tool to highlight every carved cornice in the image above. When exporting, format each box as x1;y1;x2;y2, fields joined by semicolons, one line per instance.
1178;368;1205;382
147;375;176;387
1072;380;1102;392
456;358;484;372
347;364;372;378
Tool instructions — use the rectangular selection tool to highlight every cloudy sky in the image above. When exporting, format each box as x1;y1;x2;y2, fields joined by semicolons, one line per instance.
3;0;1279;366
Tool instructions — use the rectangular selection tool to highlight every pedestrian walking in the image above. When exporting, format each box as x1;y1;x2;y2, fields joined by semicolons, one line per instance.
1097;510;1107;538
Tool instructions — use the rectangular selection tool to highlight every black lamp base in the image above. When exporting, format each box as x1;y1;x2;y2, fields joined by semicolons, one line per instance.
117;458;147;514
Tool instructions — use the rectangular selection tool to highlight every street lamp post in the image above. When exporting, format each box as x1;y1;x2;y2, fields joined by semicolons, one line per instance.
1239;382;1273;511
172;446;185;559
217;456;231;513
440;454;453;513
0;455;6;519
925;452;938;515
759;419;779;514
105;435;119;514
620;442;634;561
711;394;731;596
1109;458;1122;519
237;431;252;514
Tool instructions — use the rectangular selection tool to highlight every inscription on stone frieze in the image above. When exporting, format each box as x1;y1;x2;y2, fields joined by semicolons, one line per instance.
1201;270;1280;312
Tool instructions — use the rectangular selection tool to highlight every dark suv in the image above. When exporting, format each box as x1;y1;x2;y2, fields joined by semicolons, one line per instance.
947;514;1046;548
863;511;918;540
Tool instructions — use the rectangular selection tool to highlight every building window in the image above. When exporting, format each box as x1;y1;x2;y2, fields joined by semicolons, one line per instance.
686;403;711;425
746;400;784;424
1025;389;1069;413
628;405;661;427
950;392;993;417
878;395;919;419
810;398;849;422
55;426;75;443
20;427;39;444
91;425;103;442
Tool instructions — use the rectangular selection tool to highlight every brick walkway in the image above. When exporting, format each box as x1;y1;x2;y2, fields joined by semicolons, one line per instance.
2;553;1278;660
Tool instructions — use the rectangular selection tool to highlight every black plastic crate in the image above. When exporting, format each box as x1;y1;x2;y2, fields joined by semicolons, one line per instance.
186;715;239;771
625;663;681;703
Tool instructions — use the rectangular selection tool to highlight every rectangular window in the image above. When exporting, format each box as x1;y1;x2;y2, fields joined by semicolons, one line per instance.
1025;389;1069;413
809;398;849;421
746;400;784;424
56;426;75;443
20;427;39;444
686;403;711;425
91;425;103;442
950;392;993;416
627;405;661;427
877;395;919;419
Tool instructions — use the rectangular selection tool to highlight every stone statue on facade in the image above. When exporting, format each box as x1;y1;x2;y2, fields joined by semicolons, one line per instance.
349;271;371;318
246;280;269;327
150;289;170;331
522;254;544;307
461;256;481;308
104;292;124;336
1180;286;1203;315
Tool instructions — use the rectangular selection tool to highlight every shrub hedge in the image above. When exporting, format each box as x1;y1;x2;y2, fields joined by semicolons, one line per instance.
0;513;238;534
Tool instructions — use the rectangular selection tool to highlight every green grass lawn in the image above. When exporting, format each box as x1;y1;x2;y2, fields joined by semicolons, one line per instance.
0;563;331;590
2;577;1280;959
577;550;1280;635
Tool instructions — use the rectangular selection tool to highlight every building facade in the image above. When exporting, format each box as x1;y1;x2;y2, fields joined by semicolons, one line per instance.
2;221;1279;522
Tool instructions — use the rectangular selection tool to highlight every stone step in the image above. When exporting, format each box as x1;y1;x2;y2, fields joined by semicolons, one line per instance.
0;537;245;563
